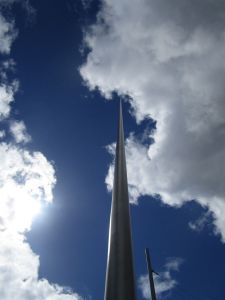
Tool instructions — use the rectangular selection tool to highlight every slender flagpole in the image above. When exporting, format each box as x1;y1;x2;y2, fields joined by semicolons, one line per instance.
145;248;157;300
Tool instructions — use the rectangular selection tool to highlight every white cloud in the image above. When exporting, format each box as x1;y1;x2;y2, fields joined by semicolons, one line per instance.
0;2;83;299
10;120;31;143
0;122;82;299
0;13;17;54
0;142;56;232
0;59;16;82
0;130;5;138
0;94;82;298
0;81;18;120
0;142;85;300
0;231;82;300
0;142;82;299
139;257;183;299
188;211;212;233
81;0;225;242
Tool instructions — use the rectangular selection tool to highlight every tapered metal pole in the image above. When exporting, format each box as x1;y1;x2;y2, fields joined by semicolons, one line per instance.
104;101;136;300
145;248;157;300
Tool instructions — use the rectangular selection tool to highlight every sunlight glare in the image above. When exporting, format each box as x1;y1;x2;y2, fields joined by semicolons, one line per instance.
14;193;42;232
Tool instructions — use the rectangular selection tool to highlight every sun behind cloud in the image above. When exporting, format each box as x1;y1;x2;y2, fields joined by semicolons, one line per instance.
0;1;82;299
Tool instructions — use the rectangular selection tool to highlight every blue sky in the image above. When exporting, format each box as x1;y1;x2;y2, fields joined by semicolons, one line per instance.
1;0;225;299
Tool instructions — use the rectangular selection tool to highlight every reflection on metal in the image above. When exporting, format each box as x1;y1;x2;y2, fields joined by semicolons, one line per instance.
145;248;157;300
104;101;136;300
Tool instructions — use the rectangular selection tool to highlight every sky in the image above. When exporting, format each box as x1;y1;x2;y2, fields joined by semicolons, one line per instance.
1;0;225;299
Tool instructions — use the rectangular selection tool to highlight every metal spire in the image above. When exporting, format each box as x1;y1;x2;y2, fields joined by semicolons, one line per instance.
104;101;137;300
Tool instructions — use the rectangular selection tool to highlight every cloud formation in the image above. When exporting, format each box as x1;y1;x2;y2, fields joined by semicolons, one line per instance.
138;257;183;299
10;120;31;143
0;129;5;137
0;144;83;300
0;142;55;232
0;2;82;299
0;81;18;119
81;0;225;242
0;13;16;54
0;231;82;300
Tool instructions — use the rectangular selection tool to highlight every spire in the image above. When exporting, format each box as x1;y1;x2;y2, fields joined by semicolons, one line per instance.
104;100;136;300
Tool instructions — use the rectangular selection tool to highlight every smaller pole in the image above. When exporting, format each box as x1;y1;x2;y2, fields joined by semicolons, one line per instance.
145;248;157;300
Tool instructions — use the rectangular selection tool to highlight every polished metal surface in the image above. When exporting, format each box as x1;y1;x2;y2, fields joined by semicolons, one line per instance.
145;248;157;300
104;101;136;300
